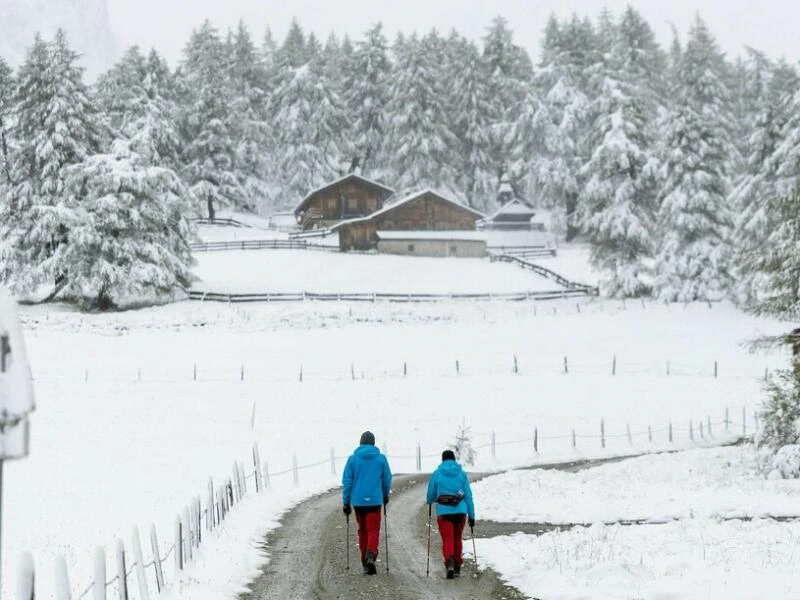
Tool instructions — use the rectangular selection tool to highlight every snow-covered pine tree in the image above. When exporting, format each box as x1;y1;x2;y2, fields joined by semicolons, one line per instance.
653;15;736;302
731;58;798;308
0;31;103;300
179;21;244;219
448;35;494;211
344;22;390;178
94;45;148;134
525;15;589;240
226;20;272;213
268;53;351;207
61;139;195;310
576;7;663;297
0;56;13;184
384;32;458;193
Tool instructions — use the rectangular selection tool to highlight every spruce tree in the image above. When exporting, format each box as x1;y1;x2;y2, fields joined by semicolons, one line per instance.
344;23;390;178
0;31;103;299
0;57;14;185
179;21;244;218
654;16;736;301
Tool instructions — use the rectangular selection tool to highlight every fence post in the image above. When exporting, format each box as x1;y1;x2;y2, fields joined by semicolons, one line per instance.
571;429;576;449
351;363;355;380
116;540;129;600
416;443;422;471
699;421;704;440
264;462;271;490
175;516;183;571
193;363;197;381
131;527;149;600
149;526;164;593
534;428;538;454
330;447;336;476
666;361;670;376
648;425;652;443
54;555;71;600
600;418;605;449
714;361;718;378
564;357;568;374
91;547;106;600
725;407;730;432
253;445;263;493
183;507;193;561
612;355;616;376
707;416;712;437
626;424;632;444
239;460;247;495
403;362;407;377
743;407;747;436
513;356;519;374
668;422;673;443
490;432;496;459
232;462;241;500
292;454;299;486
456;360;460;375
137;368;141;383
299;367;303;382
754;410;760;433
689;419;694;441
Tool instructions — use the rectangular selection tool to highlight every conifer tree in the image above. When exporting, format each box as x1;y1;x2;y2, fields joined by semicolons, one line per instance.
0;57;14;185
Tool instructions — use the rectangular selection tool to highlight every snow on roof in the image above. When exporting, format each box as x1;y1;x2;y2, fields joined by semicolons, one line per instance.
293;174;395;215
370;189;486;220
376;231;487;242
484;198;536;221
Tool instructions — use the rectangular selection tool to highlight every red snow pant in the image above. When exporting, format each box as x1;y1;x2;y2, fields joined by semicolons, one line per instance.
355;506;382;561
437;513;467;565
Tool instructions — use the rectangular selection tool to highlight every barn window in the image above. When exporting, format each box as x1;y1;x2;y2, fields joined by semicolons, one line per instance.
450;245;458;254
347;197;358;212
327;198;336;212
408;244;415;252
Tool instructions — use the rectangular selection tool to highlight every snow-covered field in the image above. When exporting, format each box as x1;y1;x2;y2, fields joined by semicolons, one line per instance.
472;446;800;599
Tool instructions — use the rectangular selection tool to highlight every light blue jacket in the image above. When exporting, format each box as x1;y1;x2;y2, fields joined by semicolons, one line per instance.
342;445;392;507
426;459;475;519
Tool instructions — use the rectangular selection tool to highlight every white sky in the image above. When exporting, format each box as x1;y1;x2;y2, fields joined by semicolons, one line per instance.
108;0;800;66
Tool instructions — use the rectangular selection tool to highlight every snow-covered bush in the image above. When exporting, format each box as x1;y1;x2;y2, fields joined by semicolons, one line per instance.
766;445;800;479
758;368;800;452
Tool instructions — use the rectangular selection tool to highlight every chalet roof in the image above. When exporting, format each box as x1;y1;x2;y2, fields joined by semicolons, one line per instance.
483;197;536;221
376;230;487;242
372;189;486;220
294;173;395;215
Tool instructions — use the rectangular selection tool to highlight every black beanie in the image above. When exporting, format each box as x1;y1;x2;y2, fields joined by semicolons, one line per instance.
360;431;376;445
442;450;456;461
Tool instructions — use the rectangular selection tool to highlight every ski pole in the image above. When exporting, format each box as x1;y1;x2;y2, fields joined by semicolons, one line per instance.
384;504;390;572
426;504;432;576
345;513;350;572
470;524;478;572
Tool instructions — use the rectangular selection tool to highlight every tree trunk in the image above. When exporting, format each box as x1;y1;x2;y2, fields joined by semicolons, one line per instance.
207;197;215;222
565;192;579;242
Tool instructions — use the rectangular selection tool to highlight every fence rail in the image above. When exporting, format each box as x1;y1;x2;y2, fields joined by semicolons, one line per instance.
190;239;312;252
192;217;248;228
487;245;557;259
187;288;592;303
17;407;760;600
491;253;599;295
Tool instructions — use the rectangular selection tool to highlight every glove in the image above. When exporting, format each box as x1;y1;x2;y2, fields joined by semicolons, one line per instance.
343;504;351;516
468;518;475;528
384;496;390;507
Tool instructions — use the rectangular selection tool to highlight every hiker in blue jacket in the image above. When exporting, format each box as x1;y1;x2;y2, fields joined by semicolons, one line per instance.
426;449;475;579
342;431;392;575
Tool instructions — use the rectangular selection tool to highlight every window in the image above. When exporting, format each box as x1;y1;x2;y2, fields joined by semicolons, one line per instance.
326;198;336;213
348;197;358;212
408;244;415;252
449;245;458;255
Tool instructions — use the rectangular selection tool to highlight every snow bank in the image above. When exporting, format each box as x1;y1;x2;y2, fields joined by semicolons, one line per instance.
768;444;800;479
477;519;800;600
473;446;800;523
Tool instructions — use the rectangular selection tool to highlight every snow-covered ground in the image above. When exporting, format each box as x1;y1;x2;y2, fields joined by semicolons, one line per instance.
191;249;573;294
477;519;800;600
534;244;597;287
472;445;800;599
473;445;800;523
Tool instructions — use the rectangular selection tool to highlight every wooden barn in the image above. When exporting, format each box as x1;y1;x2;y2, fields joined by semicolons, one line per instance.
376;231;487;258
293;174;395;231
480;197;540;231
333;189;485;251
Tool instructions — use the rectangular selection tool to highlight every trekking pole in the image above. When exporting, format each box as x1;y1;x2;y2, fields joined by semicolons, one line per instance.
345;513;350;572
470;524;478;573
384;504;390;572
426;504;432;576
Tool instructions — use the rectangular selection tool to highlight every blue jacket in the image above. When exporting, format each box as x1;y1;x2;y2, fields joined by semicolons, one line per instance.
342;444;392;507
426;459;475;519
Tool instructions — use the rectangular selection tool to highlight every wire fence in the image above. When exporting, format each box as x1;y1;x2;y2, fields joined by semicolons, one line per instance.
16;406;761;600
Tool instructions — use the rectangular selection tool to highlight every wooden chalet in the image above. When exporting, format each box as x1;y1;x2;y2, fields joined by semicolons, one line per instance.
293;174;395;231
333;189;485;251
480;197;540;231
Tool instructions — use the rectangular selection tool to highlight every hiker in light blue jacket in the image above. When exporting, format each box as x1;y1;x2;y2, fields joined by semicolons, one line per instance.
426;449;475;578
342;431;392;574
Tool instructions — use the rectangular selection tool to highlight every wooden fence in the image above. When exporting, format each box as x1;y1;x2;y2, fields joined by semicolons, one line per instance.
190;239;313;252
491;253;599;295
487;245;557;259
192;217;247;228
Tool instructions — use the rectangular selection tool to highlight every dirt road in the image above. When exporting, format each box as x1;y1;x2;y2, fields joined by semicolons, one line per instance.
240;473;526;600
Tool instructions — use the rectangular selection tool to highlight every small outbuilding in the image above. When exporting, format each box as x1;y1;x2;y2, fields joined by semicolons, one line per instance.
375;231;487;258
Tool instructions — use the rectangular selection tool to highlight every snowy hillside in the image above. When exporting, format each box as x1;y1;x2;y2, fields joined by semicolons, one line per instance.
0;0;116;76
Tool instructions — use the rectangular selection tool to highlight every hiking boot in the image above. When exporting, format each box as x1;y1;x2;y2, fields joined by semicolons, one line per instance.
361;558;370;575
454;563;461;577
365;550;377;575
446;556;455;579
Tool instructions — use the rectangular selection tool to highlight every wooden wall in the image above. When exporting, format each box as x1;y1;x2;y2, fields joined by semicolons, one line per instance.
373;192;478;232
